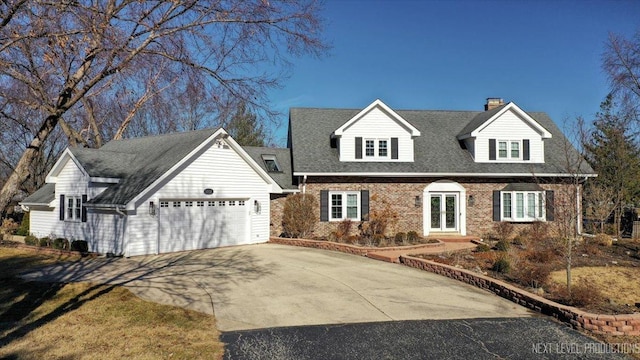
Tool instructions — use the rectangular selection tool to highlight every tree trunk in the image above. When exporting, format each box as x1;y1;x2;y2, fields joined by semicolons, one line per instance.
0;114;59;214
566;237;572;297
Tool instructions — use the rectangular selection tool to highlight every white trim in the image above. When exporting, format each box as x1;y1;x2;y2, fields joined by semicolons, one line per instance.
45;148;90;183
328;191;361;221
470;102;552;139
294;172;597;178
89;177;120;184
333;99;421;137
125;129;283;210
423;181;466;237
500;190;546;222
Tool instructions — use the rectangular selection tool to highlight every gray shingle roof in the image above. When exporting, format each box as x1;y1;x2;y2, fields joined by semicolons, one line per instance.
243;146;296;190
288;107;595;176
82;128;219;206
21;183;55;206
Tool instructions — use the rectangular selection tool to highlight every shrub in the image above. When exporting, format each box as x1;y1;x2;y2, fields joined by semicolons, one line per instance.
491;255;511;274
360;194;398;241
555;280;603;307
492;222;514;242
526;247;557;263
511;236;525;246
494;239;510;252
511;261;551;288
594;233;613;247
335;219;353;241
52;238;69;250
24;235;37;246
16;213;29;236
1;218;19;235
38;237;50;247
70;240;89;252
528;221;549;241
394;232;406;245
346;235;359;244
406;231;420;243
475;243;491;252
282;193;317;238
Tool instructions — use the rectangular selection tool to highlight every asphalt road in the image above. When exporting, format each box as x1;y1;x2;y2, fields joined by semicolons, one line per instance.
222;318;634;360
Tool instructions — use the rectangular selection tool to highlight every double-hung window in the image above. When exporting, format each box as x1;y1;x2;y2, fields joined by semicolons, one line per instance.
498;140;521;160
501;191;544;221
66;196;83;221
330;191;360;221
364;138;389;159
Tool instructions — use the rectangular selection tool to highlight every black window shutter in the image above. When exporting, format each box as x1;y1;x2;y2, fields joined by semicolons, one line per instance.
391;138;398;159
489;139;496;160
81;195;88;223
320;190;329;222
355;137;362;159
523;139;530;160
59;195;65;221
492;190;501;221
546;191;555;221
361;190;369;221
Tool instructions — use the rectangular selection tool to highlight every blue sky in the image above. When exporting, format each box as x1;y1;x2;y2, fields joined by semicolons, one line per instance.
267;0;640;145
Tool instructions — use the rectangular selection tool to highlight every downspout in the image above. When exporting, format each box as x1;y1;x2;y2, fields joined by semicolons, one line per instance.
302;175;307;194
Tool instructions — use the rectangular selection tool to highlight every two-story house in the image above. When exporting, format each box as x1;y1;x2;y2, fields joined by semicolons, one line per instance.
275;98;595;238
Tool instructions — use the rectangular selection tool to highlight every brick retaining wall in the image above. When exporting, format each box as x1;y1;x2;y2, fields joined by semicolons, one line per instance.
400;255;640;336
268;237;444;257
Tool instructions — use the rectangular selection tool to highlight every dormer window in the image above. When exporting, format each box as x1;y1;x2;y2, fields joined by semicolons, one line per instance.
261;155;281;172
498;140;520;160
364;138;389;158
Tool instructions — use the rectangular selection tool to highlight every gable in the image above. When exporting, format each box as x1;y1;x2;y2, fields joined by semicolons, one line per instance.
332;100;420;162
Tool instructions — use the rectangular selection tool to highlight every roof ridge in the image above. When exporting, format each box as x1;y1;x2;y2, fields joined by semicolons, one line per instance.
104;127;218;144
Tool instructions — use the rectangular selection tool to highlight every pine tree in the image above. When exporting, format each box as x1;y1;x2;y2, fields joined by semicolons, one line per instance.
225;102;267;147
583;94;640;236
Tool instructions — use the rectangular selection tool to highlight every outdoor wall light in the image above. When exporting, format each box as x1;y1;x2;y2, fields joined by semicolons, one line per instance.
204;188;214;195
149;201;156;216
254;200;261;214
468;195;475;207
414;195;421;208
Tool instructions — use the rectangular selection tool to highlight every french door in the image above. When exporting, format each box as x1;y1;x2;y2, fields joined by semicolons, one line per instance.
430;193;458;232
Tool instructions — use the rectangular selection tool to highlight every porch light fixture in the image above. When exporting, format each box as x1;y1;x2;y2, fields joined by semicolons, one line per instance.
468;194;475;207
149;201;156;216
204;188;214;195
414;195;421;208
254;200;261;214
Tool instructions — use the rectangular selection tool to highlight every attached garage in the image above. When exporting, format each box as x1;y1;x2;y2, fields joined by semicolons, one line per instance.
24;128;294;257
158;199;250;253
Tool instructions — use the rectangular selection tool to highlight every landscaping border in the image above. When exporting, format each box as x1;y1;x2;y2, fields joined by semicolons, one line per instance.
268;237;444;256
400;254;640;336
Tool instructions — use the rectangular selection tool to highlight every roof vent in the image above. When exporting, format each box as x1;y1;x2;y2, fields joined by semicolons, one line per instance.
485;98;505;111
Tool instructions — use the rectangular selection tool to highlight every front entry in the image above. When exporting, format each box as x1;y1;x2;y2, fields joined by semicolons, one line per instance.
423;181;466;237
430;193;458;232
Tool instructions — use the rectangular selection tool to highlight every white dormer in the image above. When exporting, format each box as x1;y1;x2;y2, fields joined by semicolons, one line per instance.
457;102;552;163
332;99;420;162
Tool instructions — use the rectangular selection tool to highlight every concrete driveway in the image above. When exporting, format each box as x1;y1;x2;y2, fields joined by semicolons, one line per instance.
20;244;533;331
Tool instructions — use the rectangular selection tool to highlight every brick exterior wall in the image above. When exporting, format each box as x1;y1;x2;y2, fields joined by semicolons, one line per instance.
269;177;580;239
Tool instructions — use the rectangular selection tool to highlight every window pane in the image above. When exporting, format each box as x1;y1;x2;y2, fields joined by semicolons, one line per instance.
527;193;536;217
331;194;342;219
539;193;544;218
346;194;358;218
502;193;511;218
511;142;520;158
431;196;441;228
516;193;524;218
365;140;375;157
498;141;508;158
378;140;388;157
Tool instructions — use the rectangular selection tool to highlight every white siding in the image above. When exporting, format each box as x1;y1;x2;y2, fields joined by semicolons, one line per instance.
29;207;58;238
339;107;415;162
31;159;125;255
474;110;545;163
125;141;271;256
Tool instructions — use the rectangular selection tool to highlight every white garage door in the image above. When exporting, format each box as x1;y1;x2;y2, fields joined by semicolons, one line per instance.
158;199;249;253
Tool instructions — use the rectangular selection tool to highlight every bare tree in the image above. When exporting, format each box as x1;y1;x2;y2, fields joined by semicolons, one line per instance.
583;182;616;234
0;0;327;213
604;29;640;104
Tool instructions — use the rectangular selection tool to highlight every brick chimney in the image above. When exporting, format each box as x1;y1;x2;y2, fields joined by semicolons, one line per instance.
485;98;504;111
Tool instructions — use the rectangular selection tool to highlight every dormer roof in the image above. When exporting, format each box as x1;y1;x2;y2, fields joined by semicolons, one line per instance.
332;99;421;137
457;102;552;140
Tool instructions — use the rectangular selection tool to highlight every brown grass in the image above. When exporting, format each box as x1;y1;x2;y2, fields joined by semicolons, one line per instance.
550;266;640;307
0;247;224;359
